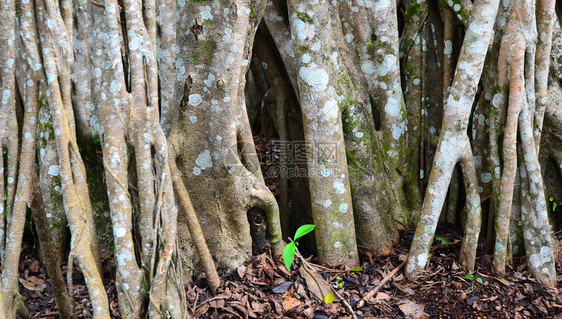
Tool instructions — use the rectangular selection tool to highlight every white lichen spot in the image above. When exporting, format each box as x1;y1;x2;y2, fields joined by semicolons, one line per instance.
541;246;550;257
481;172;492;183
417;253;428;268
355;132;364;138
2;90;11;105
299;67;329;92
391;122;406;140
384;97;401;117
196;150;213;169
115;227;126;238
378;55;397;76
110;80;121;93
216;135;222;141
203;74;215;87
322;100;339;120
333;180;346;194
453;3;461;11
338;203;348;213
361;61;376;75
444;40;453;55
375;0;390;9
48;165;60;176
321;169;333;177
189;94;202;106
189;116;198;123
492;93;504;108
344;34;355;43
193;167;201;175
529;254;542;269
301;54;311;64
420;170;424;179
200;6;213;20
293;19;306;40
473;155;482;168
334;241;342;249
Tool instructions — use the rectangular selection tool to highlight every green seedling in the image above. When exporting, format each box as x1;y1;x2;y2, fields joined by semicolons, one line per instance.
465;273;483;289
283;224;316;271
549;196;562;212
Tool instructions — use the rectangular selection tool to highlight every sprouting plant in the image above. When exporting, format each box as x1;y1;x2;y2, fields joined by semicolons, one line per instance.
465;273;483;289
549;196;562;212
283;224;316;271
332;266;363;289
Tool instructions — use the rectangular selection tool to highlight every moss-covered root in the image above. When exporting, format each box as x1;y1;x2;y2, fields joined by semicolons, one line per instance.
31;182;76;319
406;0;499;280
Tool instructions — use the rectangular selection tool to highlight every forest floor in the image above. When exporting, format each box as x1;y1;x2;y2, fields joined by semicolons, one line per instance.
18;137;562;318
19;226;562;318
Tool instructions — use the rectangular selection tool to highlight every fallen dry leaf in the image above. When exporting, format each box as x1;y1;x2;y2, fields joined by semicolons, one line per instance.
282;297;301;310
375;292;391;300
299;261;340;303
399;300;429;319
19;276;46;292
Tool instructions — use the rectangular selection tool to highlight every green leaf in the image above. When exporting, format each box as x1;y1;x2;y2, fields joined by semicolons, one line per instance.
351;266;363;272
465;274;474;280
554;202;558;212
283;242;296;271
476;277;483;284
435;236;451;244
550;196;554;202
324;293;334;304
294;224;316;241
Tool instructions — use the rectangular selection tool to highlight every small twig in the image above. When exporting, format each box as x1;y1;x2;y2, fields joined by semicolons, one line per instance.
194;296;228;310
89;0;104;7
357;261;405;308
220;306;242;318
332;289;358;319
390;281;408;294
191;290;199;314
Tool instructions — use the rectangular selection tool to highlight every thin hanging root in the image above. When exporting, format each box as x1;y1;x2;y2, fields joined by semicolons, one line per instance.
518;93;557;287
493;36;524;274
458;153;482;271
30;176;76;319
168;145;220;294
533;0;556;148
